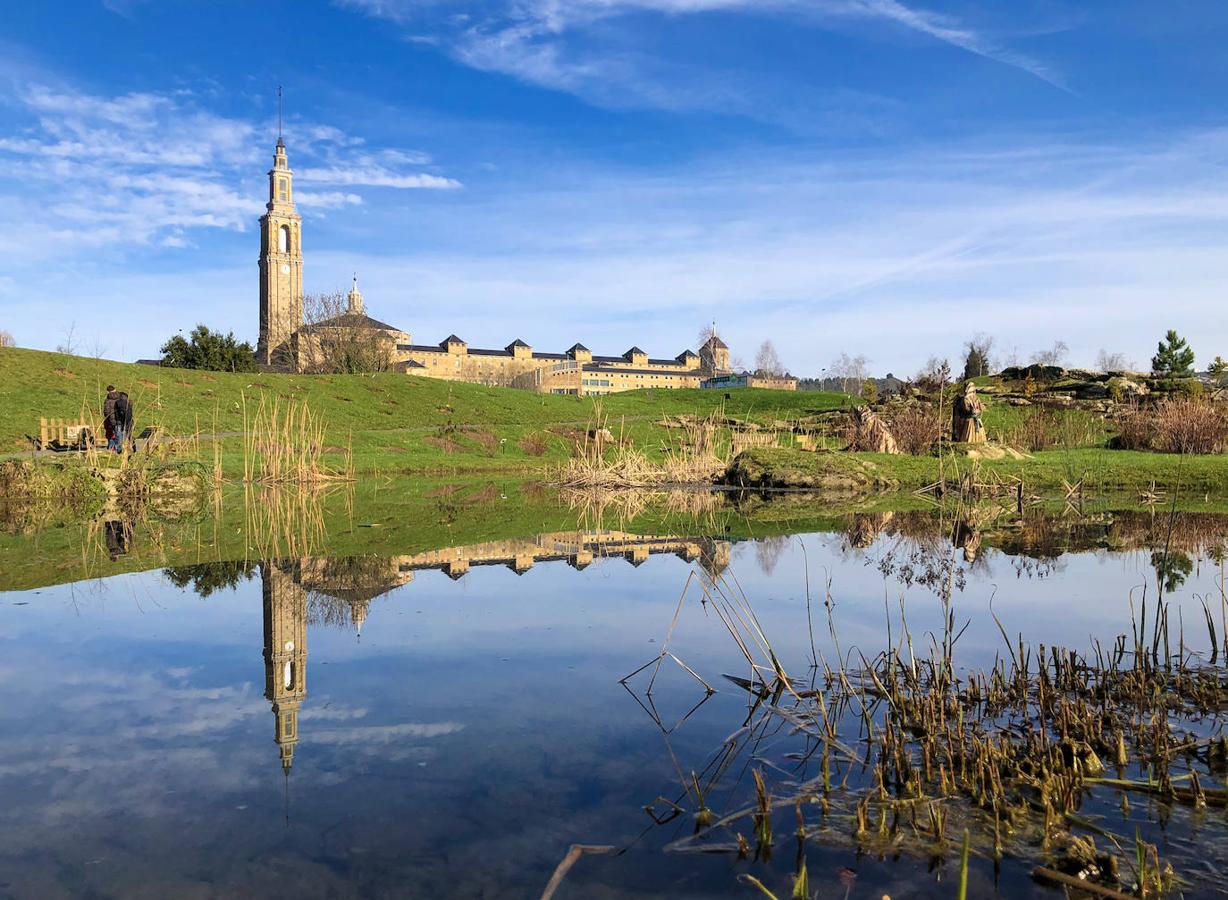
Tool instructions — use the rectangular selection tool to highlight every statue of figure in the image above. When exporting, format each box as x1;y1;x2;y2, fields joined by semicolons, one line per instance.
847;404;899;454
951;381;987;444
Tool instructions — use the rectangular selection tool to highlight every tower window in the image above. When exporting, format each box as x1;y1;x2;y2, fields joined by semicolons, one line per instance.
278;178;288;201
279;225;290;254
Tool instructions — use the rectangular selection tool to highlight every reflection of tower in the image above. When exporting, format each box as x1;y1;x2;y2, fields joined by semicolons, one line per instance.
262;561;307;774
697;538;732;585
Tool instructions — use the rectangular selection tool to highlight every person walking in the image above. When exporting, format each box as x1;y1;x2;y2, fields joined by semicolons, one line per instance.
103;385;121;452
113;390;132;454
118;391;135;452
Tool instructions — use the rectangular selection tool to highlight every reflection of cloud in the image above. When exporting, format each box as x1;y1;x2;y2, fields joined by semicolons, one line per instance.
312;722;465;744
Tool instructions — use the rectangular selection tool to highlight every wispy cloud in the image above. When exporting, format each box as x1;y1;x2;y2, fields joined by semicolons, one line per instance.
337;0;1065;109
0;83;458;258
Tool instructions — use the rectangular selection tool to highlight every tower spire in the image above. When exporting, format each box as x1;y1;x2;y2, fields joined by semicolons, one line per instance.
277;85;284;146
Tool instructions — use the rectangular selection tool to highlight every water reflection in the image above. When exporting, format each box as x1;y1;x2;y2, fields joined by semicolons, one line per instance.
2;495;1228;897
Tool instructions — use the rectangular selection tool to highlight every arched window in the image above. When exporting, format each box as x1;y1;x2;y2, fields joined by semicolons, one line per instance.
278;225;290;253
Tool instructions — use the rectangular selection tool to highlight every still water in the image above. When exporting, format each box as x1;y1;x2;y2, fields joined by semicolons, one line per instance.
1;492;1226;898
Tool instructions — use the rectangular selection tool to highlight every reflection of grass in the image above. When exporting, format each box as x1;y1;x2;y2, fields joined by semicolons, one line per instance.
659;560;1221;897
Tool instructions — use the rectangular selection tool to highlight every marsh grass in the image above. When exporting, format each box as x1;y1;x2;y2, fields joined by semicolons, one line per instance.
241;392;354;484
643;502;1227;897
557;404;728;487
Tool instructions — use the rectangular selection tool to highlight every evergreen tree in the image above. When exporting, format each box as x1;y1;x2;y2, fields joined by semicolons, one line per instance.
160;325;258;372
1150;330;1195;378
1208;355;1228;387
860;379;878;404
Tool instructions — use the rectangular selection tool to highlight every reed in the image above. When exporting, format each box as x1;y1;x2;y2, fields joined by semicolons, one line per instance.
241;392;353;484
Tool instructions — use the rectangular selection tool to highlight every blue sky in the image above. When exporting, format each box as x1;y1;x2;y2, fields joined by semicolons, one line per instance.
2;1;1227;374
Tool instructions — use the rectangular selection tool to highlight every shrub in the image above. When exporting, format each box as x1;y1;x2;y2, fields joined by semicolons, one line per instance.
519;433;549;457
1153;398;1228;454
1114;399;1228;454
885;405;941;456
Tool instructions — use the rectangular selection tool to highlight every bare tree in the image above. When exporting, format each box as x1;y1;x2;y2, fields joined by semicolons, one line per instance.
0;330;14;349
55;321;78;355
830;352;870;394
1000;345;1022;369
915;356;950;392
1095;349;1135;373
696;322;718;349
962;332;995;379
754;340;784;376
1031;340;1070;367
299;290;395;374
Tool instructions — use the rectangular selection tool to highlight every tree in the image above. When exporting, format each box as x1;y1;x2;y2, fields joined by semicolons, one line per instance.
160;325;258;372
1151;330;1195;378
1095;349;1134;373
696;322;718;349
299;290;395;374
962;333;995;380
754;340;784;376
915;356;950;393
1208;355;1228;387
860;379;878;404
1031;341;1069;367
829;352;870;394
0;330;14;349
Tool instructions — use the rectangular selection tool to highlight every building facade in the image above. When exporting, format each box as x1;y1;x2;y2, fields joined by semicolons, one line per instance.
256;138;795;393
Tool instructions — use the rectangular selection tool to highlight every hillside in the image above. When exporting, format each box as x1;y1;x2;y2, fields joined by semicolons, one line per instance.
0;348;848;472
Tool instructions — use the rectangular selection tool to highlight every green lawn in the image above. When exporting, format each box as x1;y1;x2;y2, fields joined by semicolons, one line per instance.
0;347;848;475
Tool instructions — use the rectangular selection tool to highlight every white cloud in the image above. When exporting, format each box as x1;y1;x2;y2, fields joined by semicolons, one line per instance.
337;0;1065;109
0;83;457;259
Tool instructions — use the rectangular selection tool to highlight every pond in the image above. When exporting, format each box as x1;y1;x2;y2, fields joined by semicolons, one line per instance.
0;486;1225;898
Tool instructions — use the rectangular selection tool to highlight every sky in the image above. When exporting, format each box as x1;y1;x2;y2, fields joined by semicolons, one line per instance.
1;1;1227;375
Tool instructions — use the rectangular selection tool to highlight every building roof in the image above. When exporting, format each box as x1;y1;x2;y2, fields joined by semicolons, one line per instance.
702;335;729;350
585;365;697;376
567;342;590;353
675;349;699;361
624;346;647;357
648;358;686;367
300;312;402;333
506;339;531;350
398;359;425;369
441;334;466;346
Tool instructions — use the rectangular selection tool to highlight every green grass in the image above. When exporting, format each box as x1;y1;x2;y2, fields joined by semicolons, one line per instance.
732;446;1228;495
0;347;848;475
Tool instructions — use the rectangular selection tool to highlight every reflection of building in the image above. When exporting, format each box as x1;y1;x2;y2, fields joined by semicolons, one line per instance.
254;135;795;391
261;561;307;773
254;535;730;772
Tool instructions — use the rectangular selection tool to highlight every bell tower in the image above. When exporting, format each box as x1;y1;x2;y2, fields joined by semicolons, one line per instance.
262;561;308;773
257;95;303;366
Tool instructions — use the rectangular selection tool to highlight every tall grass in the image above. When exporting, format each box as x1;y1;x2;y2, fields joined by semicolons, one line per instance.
241;392;353;484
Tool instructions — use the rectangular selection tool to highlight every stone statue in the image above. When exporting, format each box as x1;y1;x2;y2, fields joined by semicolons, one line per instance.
951;381;987;444
847;404;899;454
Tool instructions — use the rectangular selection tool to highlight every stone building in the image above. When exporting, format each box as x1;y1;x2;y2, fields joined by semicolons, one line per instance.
256;137;795;392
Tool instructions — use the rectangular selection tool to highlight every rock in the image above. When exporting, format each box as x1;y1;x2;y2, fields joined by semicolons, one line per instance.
1000;364;1067;383
724;448;898;494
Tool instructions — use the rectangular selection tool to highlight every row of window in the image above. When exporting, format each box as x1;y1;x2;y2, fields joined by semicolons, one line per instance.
580;378;612;387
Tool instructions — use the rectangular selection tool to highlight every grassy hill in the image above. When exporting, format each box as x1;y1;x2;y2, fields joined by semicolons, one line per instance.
0;347;848;474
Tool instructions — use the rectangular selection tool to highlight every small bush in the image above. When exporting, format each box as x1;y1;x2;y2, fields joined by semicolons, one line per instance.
1114;399;1228;454
885;405;941;456
1007;409;1061;451
1154;398;1228;453
519;433;549;456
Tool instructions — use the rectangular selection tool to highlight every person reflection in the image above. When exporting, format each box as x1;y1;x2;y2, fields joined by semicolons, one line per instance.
103;519;134;560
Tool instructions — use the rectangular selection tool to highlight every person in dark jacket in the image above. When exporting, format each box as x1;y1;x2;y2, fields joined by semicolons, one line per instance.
113;391;133;454
103;385;121;451
117;391;135;452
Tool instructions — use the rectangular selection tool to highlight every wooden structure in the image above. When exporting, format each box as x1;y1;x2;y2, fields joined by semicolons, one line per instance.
32;418;97;452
